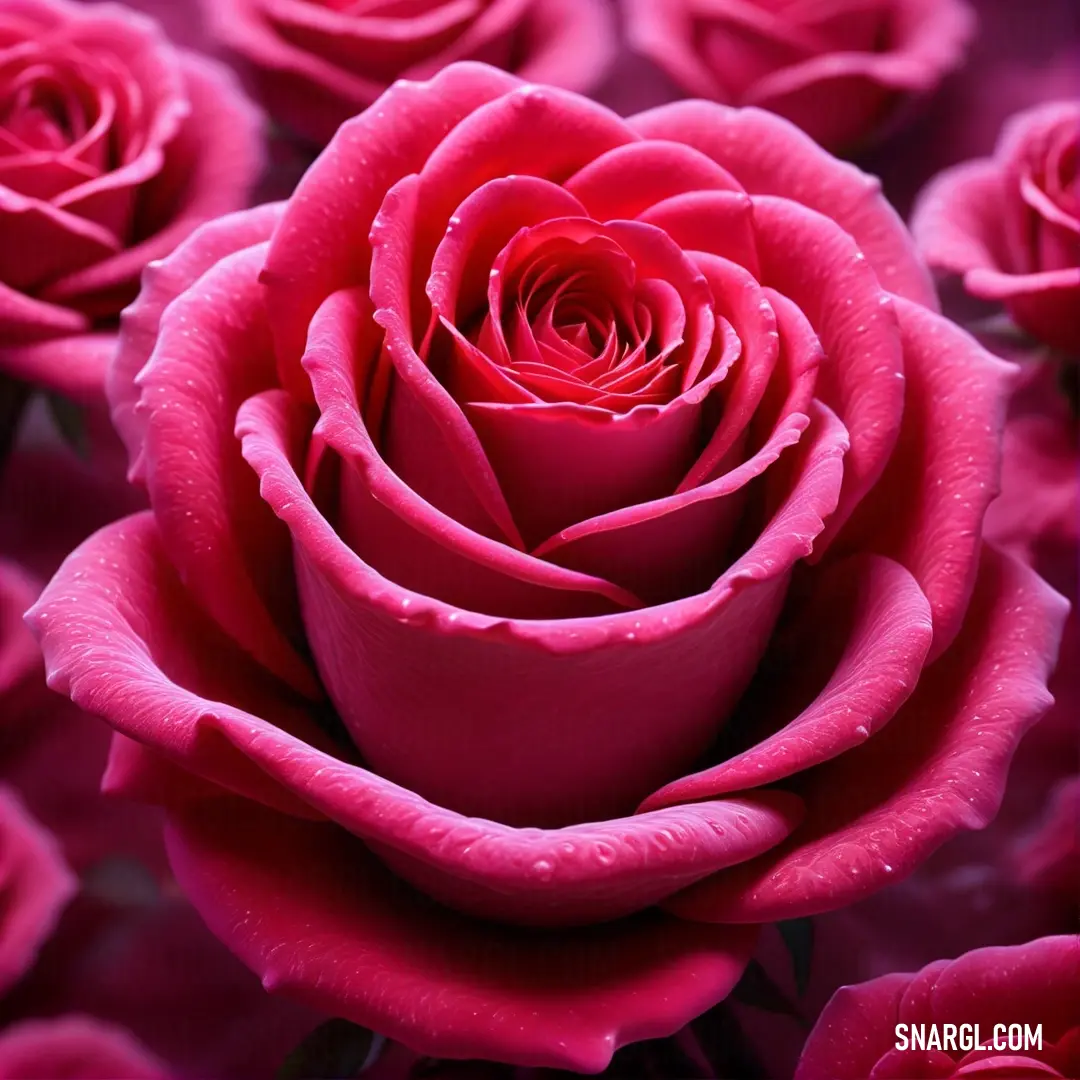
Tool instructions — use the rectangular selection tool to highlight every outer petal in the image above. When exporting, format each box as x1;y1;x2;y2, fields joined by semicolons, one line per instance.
166;795;759;1073
28;511;331;822
839;297;1016;660
27;510;802;927
135;240;318;696
749;194;905;544
794;938;1080;1080
0;283;88;350
0;786;77;995
911;159;1012;279
898;936;1080;1039
629;101;939;310
792;971;914;1080
667;545;1068;922
0;1017;168;1080
108;202;286;479
639;554;934;812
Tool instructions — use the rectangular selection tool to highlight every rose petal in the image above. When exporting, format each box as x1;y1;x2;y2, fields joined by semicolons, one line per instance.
262;63;522;397
108;202;286;481
305;287;643;617
135;240;318;696
0;333;114;402
564;139;745;221
667;545;1068;921
911;159;1012;278
0;281;88;347
0;1016;168;1080
749;194;906;548
43;49;265;319
27;507;801;925
167;796;759;1072
639;554;934;812
839;297;1015;660
239;388;827;828
0;188;119;292
629;101;938;308
639;189;761;278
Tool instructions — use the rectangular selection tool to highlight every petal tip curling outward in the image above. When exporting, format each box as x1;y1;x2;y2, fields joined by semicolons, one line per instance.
665;545;1068;923
166;797;760;1074
108;203;287;481
911;159;1010;280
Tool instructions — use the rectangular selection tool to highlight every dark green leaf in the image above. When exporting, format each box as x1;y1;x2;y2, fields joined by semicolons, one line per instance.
276;1019;384;1080
778;917;815;997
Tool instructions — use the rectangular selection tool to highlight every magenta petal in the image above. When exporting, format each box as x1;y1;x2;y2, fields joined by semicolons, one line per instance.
240;390;818;829
426;174;587;334
516;0;618;95
791;972;915;1080
136;241;318;696
0;282;87;348
108;202;286;480
262;63;522;396
795;938;1080;1080
370;175;525;548
668;546;1068;922
640;554;934;812
0;189;119;292
640;190;761;278
166;796;759;1072
0;1017;168;1080
564;139;745;221
43;49;265;316
28;512;332;821
0;333;114;401
898;936;1080;1038
304;289;642;617
677;254;780;489
0;786;77;995
534;410;808;603
911;159;1012;279
840;298;1015;660
629;101;938;309
749;194;905;548
25;504;799;926
409;82;638;279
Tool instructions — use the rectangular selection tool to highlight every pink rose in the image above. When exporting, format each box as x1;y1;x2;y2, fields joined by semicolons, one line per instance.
621;0;975;151
203;0;616;146
0;1016;168;1080
32;63;1066;1070
794;936;1080;1079
0;0;262;400
913;100;1080;355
